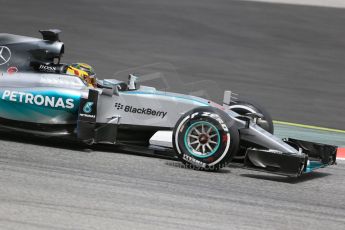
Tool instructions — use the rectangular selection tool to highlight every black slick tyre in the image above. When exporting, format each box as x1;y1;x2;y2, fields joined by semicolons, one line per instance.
173;107;239;171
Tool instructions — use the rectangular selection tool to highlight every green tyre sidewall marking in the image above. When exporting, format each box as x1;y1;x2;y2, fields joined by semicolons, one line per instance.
183;121;220;158
176;113;231;166
173;106;240;170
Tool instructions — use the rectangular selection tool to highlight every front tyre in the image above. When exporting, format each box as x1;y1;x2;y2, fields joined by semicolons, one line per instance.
173;107;239;171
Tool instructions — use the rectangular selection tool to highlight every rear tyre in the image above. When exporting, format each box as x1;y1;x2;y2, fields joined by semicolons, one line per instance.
229;100;274;134
173;107;239;171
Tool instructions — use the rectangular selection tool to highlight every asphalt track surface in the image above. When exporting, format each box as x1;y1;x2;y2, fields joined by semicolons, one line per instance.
0;132;344;230
1;0;345;230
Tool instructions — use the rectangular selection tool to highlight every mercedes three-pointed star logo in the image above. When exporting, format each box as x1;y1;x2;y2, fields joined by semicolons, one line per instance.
0;46;11;66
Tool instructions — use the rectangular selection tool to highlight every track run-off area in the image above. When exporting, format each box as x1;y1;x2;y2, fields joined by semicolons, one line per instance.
274;121;345;159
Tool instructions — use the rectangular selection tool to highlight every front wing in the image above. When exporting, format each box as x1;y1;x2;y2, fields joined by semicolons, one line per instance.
149;131;337;177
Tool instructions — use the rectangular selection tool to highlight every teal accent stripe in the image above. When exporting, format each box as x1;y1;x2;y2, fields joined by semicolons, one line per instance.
305;161;326;173
0;89;80;123
121;91;209;106
184;121;220;158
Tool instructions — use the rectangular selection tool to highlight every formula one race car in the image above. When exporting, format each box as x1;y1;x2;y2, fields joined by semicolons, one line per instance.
0;30;337;177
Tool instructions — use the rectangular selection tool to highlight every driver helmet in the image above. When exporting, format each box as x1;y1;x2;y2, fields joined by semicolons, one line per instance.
66;63;96;87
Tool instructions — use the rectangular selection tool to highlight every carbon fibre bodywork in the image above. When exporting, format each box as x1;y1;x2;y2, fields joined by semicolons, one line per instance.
0;30;64;73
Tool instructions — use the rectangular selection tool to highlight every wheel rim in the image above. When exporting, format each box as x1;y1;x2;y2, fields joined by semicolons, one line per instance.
184;121;221;158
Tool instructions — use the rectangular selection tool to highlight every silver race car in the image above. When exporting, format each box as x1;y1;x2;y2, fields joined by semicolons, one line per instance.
0;30;337;177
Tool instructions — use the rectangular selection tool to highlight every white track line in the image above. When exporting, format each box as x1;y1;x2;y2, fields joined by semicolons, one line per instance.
242;0;345;9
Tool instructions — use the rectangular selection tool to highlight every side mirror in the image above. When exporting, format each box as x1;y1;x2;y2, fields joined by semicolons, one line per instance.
128;74;140;90
102;84;119;96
